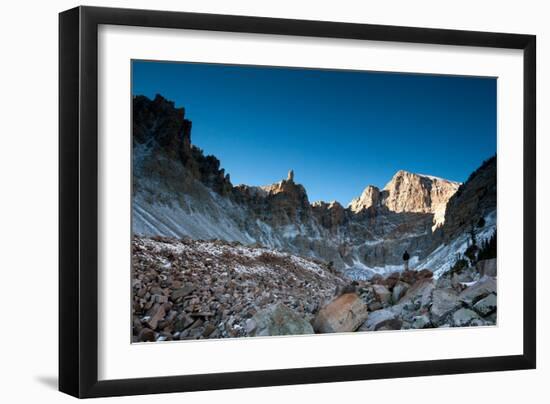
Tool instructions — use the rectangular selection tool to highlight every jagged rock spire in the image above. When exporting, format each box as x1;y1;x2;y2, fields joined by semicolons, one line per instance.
287;169;294;182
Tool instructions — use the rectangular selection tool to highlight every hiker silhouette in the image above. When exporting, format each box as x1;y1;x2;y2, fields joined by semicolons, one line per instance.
402;250;410;270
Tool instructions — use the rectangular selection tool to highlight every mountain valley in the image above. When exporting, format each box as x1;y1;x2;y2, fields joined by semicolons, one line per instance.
131;94;498;342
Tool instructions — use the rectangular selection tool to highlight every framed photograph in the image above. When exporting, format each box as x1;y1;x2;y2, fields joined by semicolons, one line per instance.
59;6;536;398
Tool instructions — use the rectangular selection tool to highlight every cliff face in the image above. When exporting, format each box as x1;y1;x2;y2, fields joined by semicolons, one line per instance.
349;171;460;229
311;201;347;232
383;171;460;226
235;177;313;227
437;156;497;243
132;95;495;279
133;95;233;196
349;186;381;213
133;94;192;160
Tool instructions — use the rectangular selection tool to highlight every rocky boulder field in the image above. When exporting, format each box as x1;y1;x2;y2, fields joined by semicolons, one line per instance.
132;235;497;342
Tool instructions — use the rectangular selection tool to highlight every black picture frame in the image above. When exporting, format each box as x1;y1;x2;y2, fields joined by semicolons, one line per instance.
59;6;536;398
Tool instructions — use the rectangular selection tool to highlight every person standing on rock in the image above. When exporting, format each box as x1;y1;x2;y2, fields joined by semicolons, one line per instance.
402;250;410;271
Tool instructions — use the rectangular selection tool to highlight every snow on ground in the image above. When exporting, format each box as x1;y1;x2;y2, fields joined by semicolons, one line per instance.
344;210;496;280
344;256;420;280
418;210;496;278
136;236;333;279
417;173;461;184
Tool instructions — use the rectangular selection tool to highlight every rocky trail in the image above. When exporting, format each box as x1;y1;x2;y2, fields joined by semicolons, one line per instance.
132;235;497;342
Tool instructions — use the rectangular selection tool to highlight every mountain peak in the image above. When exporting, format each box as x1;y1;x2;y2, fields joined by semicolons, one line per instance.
384;170;460;228
350;170;460;229
385;169;459;190
349;185;381;213
394;169;412;176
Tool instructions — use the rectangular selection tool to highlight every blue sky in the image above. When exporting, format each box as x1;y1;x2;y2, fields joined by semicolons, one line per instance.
132;60;496;205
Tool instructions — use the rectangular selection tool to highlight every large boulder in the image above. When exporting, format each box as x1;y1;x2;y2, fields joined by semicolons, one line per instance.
453;267;477;283
358;309;396;331
459;276;497;307
400;270;418;285
476;259;497;277
372;284;392;305
392;281;410;303
246;303;314;337
473;293;497;317
411;314;431;329
452;308;482;327
137;327;156;342
398;278;435;308
430;288;462;325
313;293;369;333
436;275;452;289
375;318;403;331
416;269;434;280
383;272;401;289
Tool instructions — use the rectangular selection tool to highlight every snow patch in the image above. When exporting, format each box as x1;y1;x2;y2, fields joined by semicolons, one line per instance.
419;210;497;278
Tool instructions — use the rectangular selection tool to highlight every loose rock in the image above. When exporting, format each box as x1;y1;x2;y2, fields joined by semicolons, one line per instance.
452;308;482;327
459;277;497;307
430;288;461;325
313;293;368;333
473;293;497;316
372;284;392;305
375;318;403;331
145;304;166;330
171;284;195;300
411;314;431;329
392;281;410;303
358;309;395;331
248;303;314;336
137;327;156;342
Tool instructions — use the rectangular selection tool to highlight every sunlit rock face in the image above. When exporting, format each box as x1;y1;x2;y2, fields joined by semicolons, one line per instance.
349;186;382;213
350;171;460;230
132;94;494;279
